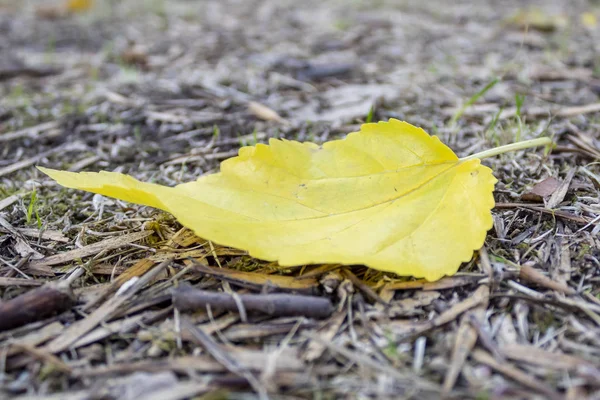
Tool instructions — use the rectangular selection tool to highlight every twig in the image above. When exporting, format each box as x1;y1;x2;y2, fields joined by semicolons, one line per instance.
341;268;388;306
519;263;576;295
173;285;333;319
44;259;172;353
0;282;76;332
494;202;590;224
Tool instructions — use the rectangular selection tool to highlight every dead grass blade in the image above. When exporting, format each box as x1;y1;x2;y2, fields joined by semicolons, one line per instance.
83;258;157;311
10;343;72;373
472;349;563;400
74;350;305;377
501;343;597;371
191;262;319;293
0;121;59;143
303;310;346;362
140;382;209;400
0;277;42;287
180;317;268;399
381;275;481;292
443;285;490;393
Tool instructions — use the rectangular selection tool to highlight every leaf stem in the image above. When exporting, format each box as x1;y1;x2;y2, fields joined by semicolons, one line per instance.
460;137;553;161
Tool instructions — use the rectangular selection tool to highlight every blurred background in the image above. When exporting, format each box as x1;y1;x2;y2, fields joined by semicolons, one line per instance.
1;0;599;184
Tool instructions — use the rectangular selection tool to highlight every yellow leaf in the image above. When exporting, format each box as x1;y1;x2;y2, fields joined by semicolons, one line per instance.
39;119;497;281
66;0;93;12
507;8;568;32
581;12;597;29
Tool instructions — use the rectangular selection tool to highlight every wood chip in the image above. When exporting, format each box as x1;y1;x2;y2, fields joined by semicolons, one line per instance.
27;230;154;268
0;277;43;287
501;343;596;370
248;101;288;124
13;228;69;243
554;233;572;286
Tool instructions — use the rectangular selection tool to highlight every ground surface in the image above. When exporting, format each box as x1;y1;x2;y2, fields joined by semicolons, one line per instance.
1;0;600;399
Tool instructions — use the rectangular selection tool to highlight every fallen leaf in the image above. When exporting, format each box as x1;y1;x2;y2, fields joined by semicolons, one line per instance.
581;12;597;29
120;46;149;69
36;0;93;19
546;169;576;209
521;176;561;202
39;119;498;281
507;8;568;32
66;0;94;12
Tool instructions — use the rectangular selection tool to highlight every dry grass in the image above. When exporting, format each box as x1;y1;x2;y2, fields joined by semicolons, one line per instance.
1;0;600;399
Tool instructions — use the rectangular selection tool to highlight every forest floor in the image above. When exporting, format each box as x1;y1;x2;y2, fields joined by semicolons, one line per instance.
1;0;600;399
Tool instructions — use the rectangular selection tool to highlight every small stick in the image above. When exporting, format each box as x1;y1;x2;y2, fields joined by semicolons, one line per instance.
341;268;388;306
0;282;76;332
519;263;576;295
173;285;333;319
